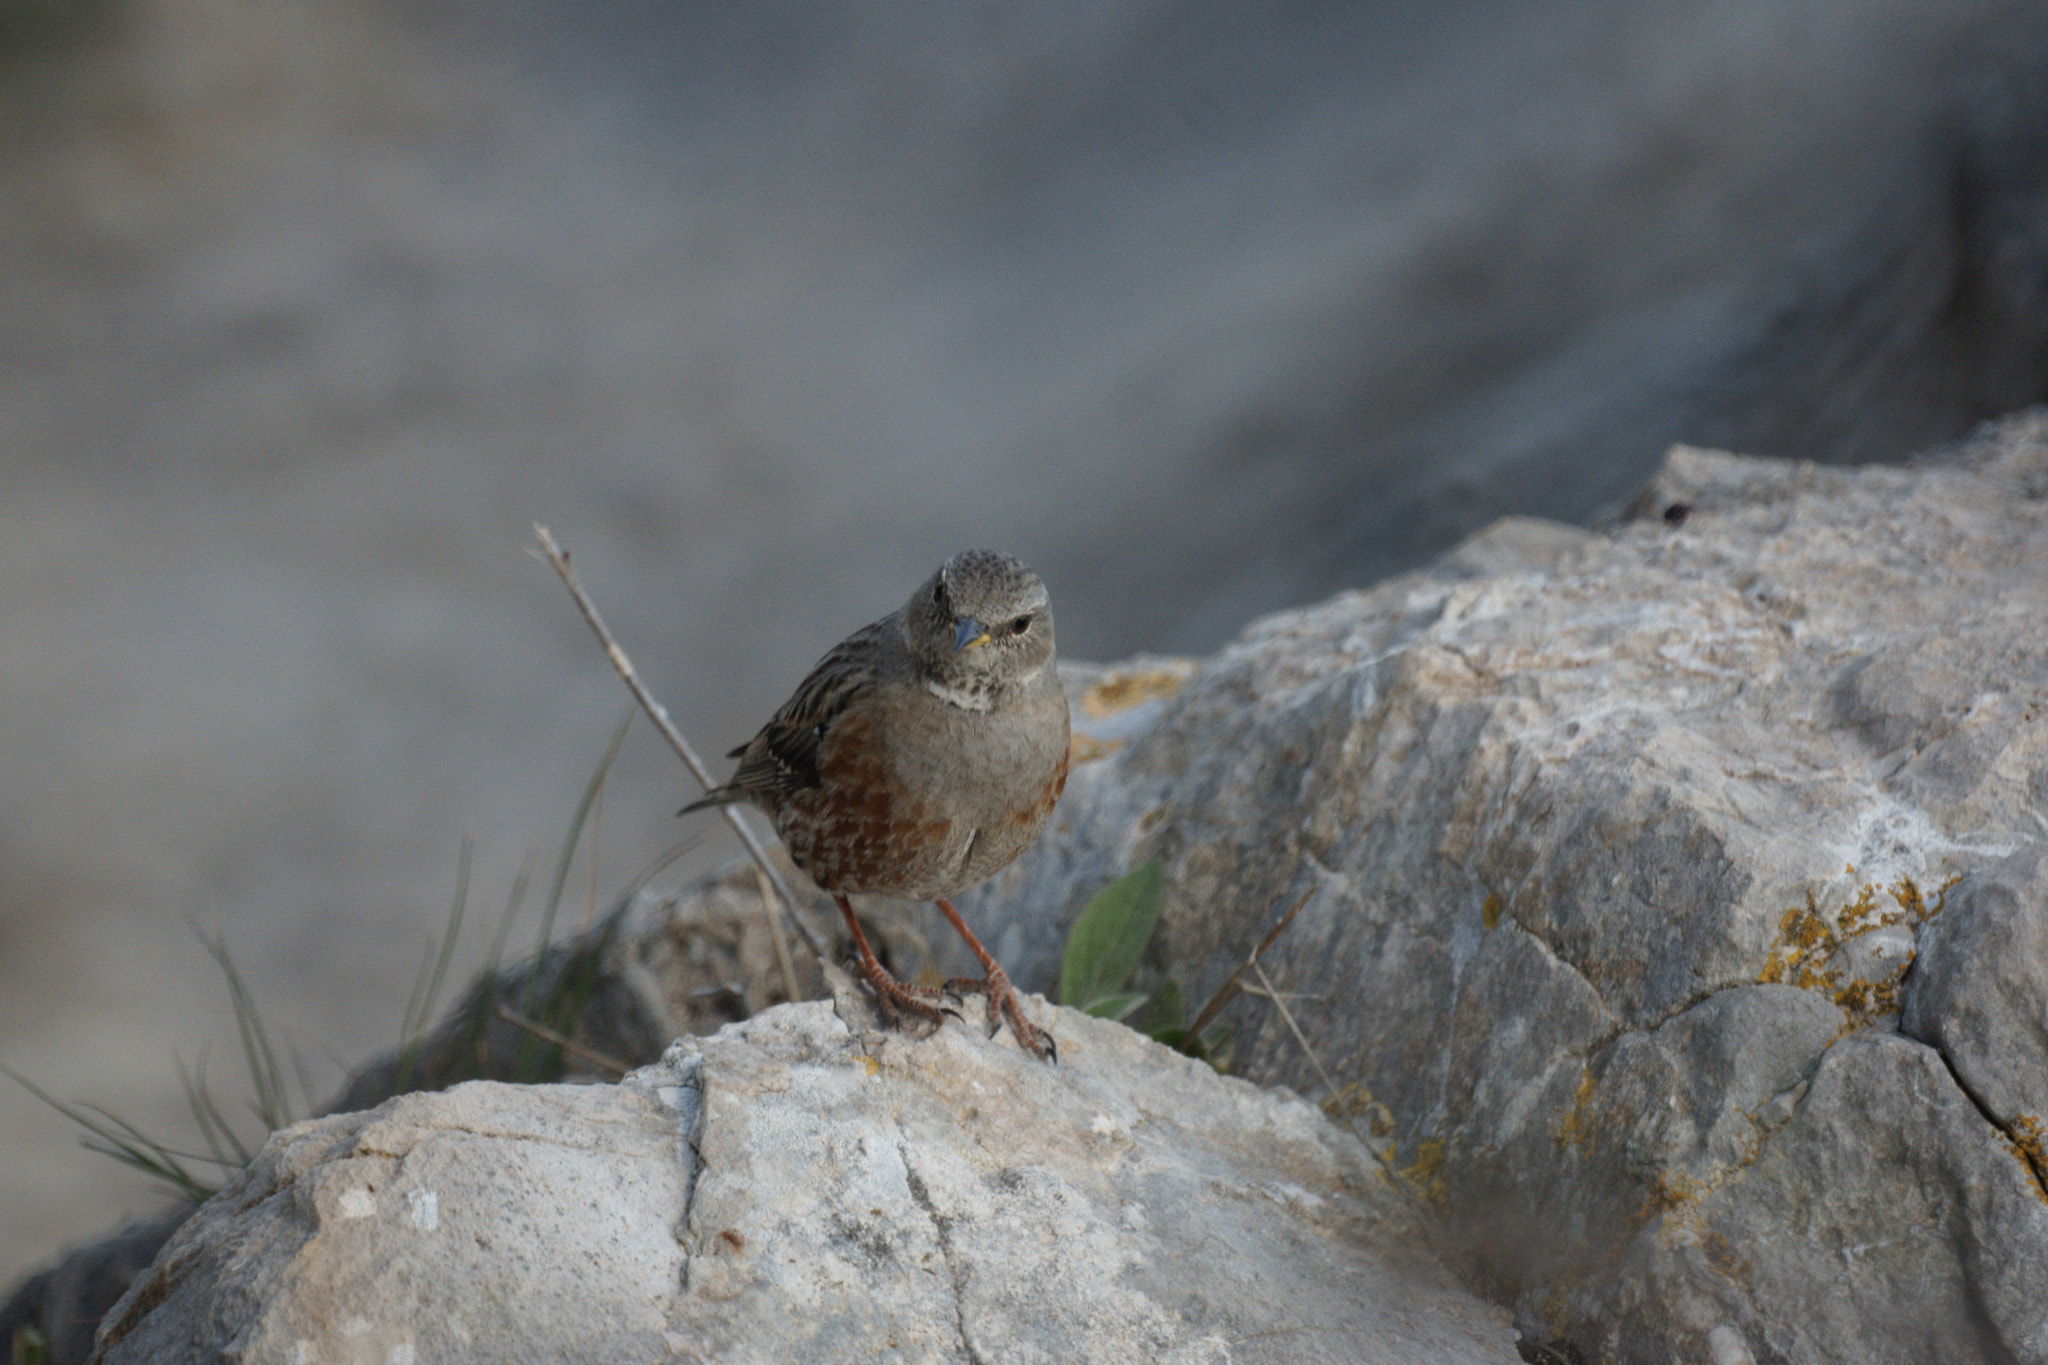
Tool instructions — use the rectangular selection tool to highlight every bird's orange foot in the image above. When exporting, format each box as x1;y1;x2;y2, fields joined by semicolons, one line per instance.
945;965;1056;1063
831;893;958;1032
858;960;959;1030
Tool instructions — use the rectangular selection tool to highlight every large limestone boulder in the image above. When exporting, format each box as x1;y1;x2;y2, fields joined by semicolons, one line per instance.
25;414;2048;1364
88;1002;1518;1365
952;412;2048;1364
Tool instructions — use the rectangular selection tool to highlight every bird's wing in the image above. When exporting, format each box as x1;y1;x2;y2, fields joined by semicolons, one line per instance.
688;620;890;810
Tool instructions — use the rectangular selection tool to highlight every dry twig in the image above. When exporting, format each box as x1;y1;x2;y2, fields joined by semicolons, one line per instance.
1250;959;1339;1099
1181;885;1314;1050
531;524;828;961
493;1004;633;1078
752;863;804;1005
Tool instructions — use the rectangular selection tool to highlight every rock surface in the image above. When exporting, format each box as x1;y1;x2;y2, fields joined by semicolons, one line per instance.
0;866;931;1365
949;412;2048;1364
88;1002;1518;1365
28;415;2048;1363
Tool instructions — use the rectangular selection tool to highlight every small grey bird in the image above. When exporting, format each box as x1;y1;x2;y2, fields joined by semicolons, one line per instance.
684;550;1070;1059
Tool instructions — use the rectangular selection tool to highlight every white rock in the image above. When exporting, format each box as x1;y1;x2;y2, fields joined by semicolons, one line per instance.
92;1002;1519;1365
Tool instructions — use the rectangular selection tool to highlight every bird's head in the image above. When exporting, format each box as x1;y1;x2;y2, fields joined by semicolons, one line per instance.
903;549;1056;696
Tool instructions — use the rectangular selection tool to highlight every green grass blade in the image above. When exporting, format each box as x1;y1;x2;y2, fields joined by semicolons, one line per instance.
194;925;296;1132
527;708;633;1008
487;844;538;977
176;1050;254;1168
285;1038;320;1130
3;1065;216;1203
396;832;475;1095
75;1103;232;1170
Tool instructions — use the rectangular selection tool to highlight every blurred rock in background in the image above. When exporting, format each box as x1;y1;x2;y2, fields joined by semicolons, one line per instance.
4;0;2046;1283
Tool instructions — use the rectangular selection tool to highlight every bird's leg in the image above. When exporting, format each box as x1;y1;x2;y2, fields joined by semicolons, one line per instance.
933;897;1056;1063
833;895;954;1028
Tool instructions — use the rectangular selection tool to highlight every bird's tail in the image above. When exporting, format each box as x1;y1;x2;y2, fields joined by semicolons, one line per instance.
678;787;739;817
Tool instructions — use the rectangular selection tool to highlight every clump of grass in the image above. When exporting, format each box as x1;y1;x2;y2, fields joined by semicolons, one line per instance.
9;523;843;1207
2;920;312;1203
2;1070;222;1205
6;712;656;1201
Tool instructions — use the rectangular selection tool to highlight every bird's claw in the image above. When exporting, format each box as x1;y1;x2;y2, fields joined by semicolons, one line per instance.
943;973;1056;1061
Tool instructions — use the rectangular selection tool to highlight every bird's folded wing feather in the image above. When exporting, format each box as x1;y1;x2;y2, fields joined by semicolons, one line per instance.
723;622;887;799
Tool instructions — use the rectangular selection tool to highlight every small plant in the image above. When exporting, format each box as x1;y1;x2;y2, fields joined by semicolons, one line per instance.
1056;861;1231;1064
1058;860;1166;1022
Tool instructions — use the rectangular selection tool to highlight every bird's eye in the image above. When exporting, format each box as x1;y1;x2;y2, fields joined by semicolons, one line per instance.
1010;614;1033;635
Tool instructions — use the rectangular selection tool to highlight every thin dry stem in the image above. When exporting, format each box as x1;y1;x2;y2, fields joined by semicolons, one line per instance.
753;863;804;1005
493;1004;633;1078
531;524;828;961
583;771;605;933
1182;885;1314;1050
1251;959;1339;1100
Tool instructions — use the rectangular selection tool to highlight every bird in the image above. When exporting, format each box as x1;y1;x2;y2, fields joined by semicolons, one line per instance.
682;549;1070;1060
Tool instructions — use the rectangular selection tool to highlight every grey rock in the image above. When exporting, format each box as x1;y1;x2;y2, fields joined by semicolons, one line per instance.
948;412;2048;1364
0;1209;189;1365
89;1002;1520;1365
1622;1035;2048;1365
1904;843;2048;1163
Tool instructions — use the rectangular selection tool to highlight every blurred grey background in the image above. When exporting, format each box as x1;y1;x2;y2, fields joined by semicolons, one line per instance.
6;0;2047;1280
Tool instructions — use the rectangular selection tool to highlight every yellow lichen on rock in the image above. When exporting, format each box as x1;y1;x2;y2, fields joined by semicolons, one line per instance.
1399;1138;1450;1209
1068;732;1125;765
1554;1069;1599;1156
1079;664;1195;719
1755;877;1956;1030
2001;1114;2048;1203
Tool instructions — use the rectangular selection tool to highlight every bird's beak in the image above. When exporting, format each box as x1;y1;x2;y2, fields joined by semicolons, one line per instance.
953;616;992;651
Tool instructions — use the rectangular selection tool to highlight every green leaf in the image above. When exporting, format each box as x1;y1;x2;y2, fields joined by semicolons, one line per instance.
1080;991;1150;1022
1058;861;1165;1009
1136;978;1185;1036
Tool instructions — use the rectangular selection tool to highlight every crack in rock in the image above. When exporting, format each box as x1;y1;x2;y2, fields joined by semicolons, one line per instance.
900;1149;985;1365
1922;1036;2048;1203
664;1057;707;1293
